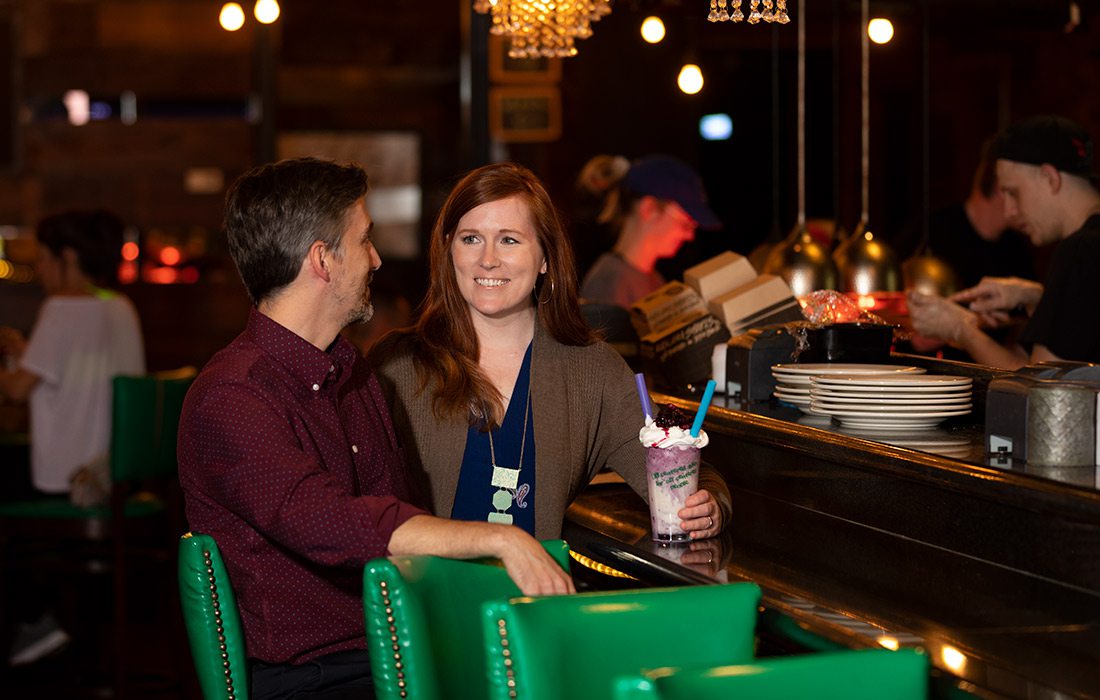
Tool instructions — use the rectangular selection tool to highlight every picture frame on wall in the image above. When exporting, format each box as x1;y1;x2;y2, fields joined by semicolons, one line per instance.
488;36;562;84
488;86;562;143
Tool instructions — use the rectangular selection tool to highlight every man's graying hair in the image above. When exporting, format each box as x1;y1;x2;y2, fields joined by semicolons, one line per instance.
224;157;369;304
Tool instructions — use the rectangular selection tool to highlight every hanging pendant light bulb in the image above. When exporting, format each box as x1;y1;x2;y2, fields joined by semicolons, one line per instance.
219;2;246;31
834;0;900;295
254;0;280;25
763;1;837;296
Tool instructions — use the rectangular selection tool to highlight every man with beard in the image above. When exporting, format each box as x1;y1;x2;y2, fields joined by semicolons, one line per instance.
908;116;1100;368
178;158;573;700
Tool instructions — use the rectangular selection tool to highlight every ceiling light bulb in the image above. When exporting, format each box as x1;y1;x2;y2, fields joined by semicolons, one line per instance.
641;16;666;44
254;0;281;25
219;3;245;31
678;64;704;95
868;18;894;44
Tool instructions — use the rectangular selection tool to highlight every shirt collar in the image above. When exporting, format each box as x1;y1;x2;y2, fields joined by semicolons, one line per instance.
245;308;358;391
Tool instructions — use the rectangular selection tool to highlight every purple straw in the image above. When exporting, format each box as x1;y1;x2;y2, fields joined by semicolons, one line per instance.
634;373;654;421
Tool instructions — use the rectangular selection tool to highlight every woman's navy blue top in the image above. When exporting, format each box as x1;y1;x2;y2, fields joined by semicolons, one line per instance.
451;344;536;535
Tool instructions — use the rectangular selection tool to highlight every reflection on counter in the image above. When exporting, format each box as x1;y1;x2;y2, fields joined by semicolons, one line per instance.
835;426;972;460
650;540;729;582
1022;463;1100;489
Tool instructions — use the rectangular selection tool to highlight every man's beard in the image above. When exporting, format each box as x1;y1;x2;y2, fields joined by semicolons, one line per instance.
345;299;375;327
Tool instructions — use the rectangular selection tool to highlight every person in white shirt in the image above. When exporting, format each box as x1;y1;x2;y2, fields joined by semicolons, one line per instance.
0;210;144;495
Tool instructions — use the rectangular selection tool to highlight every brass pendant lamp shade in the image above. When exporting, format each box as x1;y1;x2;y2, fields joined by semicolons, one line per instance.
762;0;838;297
764;225;838;297
836;0;900;295
833;221;899;294
902;252;957;298
901;1;956;300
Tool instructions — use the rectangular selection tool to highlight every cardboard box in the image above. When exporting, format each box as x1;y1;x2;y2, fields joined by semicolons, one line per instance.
684;251;757;302
727;298;805;336
641;310;731;389
629;282;707;337
707;275;797;333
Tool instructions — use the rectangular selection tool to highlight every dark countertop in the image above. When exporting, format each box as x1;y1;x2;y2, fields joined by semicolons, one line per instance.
564;363;1100;699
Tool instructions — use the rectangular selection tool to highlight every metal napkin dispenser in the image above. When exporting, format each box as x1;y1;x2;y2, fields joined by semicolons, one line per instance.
986;363;1100;463
725;324;798;402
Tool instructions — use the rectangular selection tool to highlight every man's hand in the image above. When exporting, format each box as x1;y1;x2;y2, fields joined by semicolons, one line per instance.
907;291;980;345
951;276;1043;316
388;514;575;596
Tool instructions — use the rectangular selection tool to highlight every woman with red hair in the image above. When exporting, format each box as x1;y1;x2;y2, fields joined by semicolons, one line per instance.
371;162;729;540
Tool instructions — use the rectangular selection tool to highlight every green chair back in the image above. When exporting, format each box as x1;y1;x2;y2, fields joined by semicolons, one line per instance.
482;582;761;700
613;648;930;700
363;539;571;700
178;532;249;700
111;368;195;482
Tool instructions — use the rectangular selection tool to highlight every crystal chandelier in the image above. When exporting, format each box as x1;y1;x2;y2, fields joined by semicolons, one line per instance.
473;0;613;58
708;0;790;24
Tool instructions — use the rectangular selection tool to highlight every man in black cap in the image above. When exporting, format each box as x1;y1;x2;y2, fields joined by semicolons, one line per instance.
908;115;1100;368
579;154;722;309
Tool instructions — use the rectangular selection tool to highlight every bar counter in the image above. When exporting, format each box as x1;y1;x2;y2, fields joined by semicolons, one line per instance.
564;356;1100;700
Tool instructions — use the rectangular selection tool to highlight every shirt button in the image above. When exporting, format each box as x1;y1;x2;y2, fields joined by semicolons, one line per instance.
352;445;359;454
312;383;320;391
329;365;336;373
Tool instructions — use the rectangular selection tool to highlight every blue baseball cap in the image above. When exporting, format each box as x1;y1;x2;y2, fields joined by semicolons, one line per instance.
623;155;723;230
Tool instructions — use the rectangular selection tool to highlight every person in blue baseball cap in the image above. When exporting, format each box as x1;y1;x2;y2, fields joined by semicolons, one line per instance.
578;154;722;309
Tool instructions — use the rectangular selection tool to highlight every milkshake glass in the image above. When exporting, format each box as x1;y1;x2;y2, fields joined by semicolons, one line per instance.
639;404;708;542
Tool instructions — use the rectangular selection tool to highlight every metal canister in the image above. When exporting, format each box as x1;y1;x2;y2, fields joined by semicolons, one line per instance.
1026;383;1097;467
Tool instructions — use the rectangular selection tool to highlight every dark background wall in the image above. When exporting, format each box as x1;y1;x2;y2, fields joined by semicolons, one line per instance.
0;0;1096;370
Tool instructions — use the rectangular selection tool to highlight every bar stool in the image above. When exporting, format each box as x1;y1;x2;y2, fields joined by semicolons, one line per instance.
481;582;762;700
0;368;195;696
613;648;930;700
178;532;249;700
363;540;571;700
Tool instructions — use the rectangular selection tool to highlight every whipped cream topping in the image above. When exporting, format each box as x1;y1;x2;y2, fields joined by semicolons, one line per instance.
639;417;709;449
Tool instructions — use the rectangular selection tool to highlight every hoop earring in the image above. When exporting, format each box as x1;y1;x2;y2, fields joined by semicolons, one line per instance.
537;277;555;305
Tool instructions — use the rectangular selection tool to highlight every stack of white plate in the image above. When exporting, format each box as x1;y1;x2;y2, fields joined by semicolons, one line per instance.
771;363;925;415
809;373;973;430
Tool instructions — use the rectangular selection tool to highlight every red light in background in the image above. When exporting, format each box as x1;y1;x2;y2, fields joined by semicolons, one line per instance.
179;266;200;284
144;266;179;284
159;246;182;266
118;261;138;284
121;241;139;262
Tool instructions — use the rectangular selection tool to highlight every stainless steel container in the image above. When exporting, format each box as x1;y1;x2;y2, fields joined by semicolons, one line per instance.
1027;383;1097;467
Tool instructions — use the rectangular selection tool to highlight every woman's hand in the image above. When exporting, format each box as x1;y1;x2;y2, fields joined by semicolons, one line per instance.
678;539;722;576
678;488;722;540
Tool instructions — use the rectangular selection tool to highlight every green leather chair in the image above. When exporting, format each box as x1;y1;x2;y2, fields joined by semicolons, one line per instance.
613;648;930;700
0;368;195;694
481;582;762;700
178;532;249;700
363;540;572;700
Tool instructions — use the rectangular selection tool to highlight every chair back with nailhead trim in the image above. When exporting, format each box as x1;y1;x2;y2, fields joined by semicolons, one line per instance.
178;532;249;700
482;582;761;700
363;539;571;700
611;648;930;700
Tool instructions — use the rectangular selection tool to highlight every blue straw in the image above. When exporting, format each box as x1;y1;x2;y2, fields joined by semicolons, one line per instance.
634;373;654;421
690;380;717;438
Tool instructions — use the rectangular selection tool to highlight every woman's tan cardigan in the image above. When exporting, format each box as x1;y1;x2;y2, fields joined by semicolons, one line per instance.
373;322;731;540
